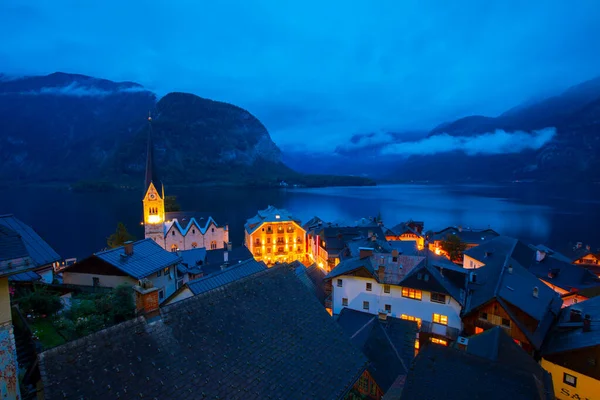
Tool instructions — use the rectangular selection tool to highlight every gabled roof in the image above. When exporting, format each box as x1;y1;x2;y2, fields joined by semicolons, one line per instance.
432;227;500;244
93;239;181;280
528;249;600;291
560;244;600;263
337;309;418;393
542;296;600;355
385;221;424;237
164;212;222;236
205;246;253;267
292;262;328;305
39;266;368;400
464;236;535;267
464;255;562;350
347;237;393;256
186;259;267;295
319;226;386;253
0;214;61;268
244;205;302;234
325;253;426;285
8;270;42;282
400;261;467;305
0;224;30;266
178;248;207;269
398;334;554;400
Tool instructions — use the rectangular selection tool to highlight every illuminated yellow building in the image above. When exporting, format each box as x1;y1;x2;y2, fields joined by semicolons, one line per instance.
244;206;307;266
143;181;166;244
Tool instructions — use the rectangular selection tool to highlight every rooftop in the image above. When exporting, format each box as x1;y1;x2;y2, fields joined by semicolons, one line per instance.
337;308;418;393
164;212;222;236
39;266;368;400
432;226;500;244
92;239;182;280
244;205;302;234
397;327;554;400
0;214;61;269
326;252;426;285
292;262;328;305
186;258;267;296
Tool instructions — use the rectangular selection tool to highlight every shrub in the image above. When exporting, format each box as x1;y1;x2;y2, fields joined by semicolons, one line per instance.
19;286;63;316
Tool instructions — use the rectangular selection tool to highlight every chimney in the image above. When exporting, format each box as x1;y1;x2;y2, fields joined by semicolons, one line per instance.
378;265;385;282
359;247;374;259
133;279;160;316
583;315;592;332
536;250;546;262
124;241;134;256
533;286;539;298
224;251;229;264
227;242;232;251
569;309;582;322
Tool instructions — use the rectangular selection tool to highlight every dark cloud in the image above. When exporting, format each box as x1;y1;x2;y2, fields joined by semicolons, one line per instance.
1;1;599;151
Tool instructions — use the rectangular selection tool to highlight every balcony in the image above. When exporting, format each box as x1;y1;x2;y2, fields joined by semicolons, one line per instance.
275;251;287;256
266;230;273;235
420;321;460;341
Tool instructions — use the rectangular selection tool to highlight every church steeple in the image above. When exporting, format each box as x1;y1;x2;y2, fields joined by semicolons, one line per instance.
144;112;161;195
142;112;166;248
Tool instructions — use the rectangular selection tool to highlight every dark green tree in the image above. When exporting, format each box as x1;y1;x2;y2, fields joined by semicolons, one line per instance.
107;222;135;249
19;286;63;316
440;234;467;262
111;284;135;322
165;195;181;212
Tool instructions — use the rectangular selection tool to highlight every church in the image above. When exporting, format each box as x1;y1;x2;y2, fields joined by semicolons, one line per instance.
142;116;229;252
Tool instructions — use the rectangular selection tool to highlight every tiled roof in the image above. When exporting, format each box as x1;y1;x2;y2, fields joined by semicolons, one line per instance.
164;211;222;236
0;224;32;277
186;259;267;295
205;246;253;267
464;236;535;268
464;253;562;350
326;253;425;285
527;249;600;291
39;266;368;400
337;309;417;393
244;205;302;234
178;248;207;268
542;296;600;355
386;222;423;237
347;237;393;256
292;262;327;305
400;261;467;305
432;227;500;244
8;270;42;282
94;239;181;280
0;214;61;267
320;226;386;253
398;338;554;400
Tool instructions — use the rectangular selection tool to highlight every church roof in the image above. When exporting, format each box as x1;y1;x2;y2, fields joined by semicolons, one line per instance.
164;212;222;237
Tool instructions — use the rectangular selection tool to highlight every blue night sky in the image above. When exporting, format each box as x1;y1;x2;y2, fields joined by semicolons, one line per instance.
1;0;600;151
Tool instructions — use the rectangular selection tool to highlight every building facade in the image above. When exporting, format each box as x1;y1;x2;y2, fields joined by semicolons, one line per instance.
244;205;307;265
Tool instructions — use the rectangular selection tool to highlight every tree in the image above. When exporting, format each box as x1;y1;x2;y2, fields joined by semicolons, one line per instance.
165;195;181;212
19;286;63;316
107;222;135;249
111;284;135;322
440;234;467;262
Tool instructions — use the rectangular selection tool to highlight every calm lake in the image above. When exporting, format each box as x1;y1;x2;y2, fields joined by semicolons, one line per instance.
2;183;598;260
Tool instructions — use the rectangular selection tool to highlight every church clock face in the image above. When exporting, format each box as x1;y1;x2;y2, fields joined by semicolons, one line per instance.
149;193;156;200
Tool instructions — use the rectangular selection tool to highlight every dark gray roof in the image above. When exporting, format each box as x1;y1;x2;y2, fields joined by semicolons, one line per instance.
178;248;207;268
464;253;562;349
464;235;535;267
527;248;600;291
398;340;554;400
186;259;267;295
205;246;253;268
542;296;600;355
39;266;368;400
320;226;386;254
326;253;425;285
0;224;37;277
0;214;61;267
432;227;500;244
94;239;181;280
8;270;42;282
347;237;393;256
386;221;424;237
337;308;417;393
292;262;327;305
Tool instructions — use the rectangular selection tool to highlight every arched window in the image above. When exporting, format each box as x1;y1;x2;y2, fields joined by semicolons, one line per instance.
171;244;177;252
212;228;215;233
210;241;217;250
192;229;196;234
172;231;175;236
192;242;198;248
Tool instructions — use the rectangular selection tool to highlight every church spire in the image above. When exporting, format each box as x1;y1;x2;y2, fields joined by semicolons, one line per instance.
144;111;162;195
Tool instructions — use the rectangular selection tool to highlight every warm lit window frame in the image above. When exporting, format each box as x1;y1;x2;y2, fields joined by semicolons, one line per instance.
401;314;422;328
433;313;448;325
402;288;422;300
431;338;447;346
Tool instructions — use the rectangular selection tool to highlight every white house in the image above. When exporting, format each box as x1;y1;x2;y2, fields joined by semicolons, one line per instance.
325;247;468;346
62;239;182;303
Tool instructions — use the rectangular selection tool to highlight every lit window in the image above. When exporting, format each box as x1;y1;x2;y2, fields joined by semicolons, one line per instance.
414;339;420;357
431;338;447;346
402;288;422;300
366;283;372;291
191;242;198;248
431;293;446;304
384;285;390;293
475;327;484;334
433;314;448;325
563;373;577;387
337;279;343;287
164;267;170;276
401;314;422;328
363;301;369;310
210;241;217;250
342;298;348;306
385;304;391;313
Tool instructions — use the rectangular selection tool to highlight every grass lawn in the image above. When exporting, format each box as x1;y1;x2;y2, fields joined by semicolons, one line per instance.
30;319;66;349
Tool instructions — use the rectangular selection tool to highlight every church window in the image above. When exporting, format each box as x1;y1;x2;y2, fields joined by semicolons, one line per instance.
172;231;175;236
192;242;198;248
210;241;217;250
192;229;196;234
212;228;215;233
170;244;177;252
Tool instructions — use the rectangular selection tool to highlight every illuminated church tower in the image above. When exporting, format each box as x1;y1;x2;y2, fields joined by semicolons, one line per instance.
142;114;166;247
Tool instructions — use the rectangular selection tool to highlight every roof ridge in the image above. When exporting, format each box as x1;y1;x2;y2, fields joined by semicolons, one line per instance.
379;322;409;373
351;316;377;340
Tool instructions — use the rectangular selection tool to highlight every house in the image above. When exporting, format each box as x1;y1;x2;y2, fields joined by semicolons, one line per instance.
38;266;369;400
142;120;228;251
429;226;499;259
337;308;418;400
388;326;554;400
384;220;425;248
324;246;467;345
244;205;307;265
163;258;268;305
0;223;45;400
561;285;600;308
461;245;562;354
541;297;600;400
314;226;386;272
0;214;61;283
564;242;600;266
62;239;182;303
